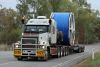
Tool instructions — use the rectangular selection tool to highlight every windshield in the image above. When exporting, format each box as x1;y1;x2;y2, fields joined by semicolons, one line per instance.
24;25;49;33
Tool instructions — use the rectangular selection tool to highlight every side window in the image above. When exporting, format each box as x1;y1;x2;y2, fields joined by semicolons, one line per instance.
53;26;55;34
49;25;51;32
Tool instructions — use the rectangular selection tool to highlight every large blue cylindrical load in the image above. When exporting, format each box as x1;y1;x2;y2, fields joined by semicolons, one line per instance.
51;12;75;45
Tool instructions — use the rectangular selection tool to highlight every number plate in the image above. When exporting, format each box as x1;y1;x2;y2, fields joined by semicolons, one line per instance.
36;50;45;57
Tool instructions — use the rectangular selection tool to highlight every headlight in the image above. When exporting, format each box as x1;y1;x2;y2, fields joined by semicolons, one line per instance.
42;46;45;49
41;45;47;49
14;43;21;48
15;45;19;48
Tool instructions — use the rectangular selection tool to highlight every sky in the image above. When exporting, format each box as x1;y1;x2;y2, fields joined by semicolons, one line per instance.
87;0;100;11
0;0;18;10
0;0;100;11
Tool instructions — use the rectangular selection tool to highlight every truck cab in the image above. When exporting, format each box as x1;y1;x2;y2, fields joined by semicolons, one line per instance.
13;16;57;60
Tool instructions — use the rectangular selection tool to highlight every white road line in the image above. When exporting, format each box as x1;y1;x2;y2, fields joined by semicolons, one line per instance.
53;53;88;67
0;61;17;66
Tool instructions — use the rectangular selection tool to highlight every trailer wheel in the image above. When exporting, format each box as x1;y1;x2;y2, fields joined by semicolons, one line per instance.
61;47;63;57
64;47;66;56
65;47;68;56
81;47;85;52
69;47;73;54
56;47;61;58
62;47;64;57
78;48;82;53
59;46;61;57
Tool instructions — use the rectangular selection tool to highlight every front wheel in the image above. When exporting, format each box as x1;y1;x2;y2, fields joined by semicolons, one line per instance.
17;57;23;61
43;51;49;61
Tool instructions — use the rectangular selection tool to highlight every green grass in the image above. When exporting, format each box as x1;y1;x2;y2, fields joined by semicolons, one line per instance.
76;53;100;67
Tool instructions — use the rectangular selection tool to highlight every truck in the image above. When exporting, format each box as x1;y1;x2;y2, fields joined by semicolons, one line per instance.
13;12;85;60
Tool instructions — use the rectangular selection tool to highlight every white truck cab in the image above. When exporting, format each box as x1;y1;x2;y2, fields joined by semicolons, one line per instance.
14;16;57;60
23;17;57;46
13;16;57;60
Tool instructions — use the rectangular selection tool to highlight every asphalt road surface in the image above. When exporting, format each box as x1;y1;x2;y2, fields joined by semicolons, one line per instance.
0;43;100;67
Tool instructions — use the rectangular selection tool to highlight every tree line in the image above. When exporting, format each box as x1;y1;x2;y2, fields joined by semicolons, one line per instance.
0;0;100;45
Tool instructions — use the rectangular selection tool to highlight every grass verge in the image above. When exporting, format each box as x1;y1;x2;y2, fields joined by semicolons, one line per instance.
74;52;100;67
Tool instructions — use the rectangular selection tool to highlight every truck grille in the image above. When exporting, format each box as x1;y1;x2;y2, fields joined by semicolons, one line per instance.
21;38;45;56
22;38;38;44
21;38;38;56
22;45;44;49
22;45;36;48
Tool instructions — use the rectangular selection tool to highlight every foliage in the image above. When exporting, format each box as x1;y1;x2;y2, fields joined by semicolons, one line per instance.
75;53;100;67
0;0;99;44
16;0;100;44
0;8;21;45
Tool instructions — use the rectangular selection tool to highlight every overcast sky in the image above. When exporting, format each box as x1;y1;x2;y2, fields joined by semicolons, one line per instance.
0;0;17;10
87;0;100;11
0;0;100;11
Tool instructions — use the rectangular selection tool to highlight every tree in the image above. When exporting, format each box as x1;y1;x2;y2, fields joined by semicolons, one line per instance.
49;0;62;12
16;0;28;16
0;8;21;45
16;0;100;44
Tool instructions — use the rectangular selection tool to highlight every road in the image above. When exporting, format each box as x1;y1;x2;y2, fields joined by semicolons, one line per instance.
0;43;100;67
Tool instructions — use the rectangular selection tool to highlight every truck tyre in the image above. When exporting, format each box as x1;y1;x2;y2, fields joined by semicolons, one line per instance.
44;51;49;61
47;47;51;59
57;47;61;58
40;53;48;61
61;47;63;57
83;48;85;52
81;47;84;52
65;47;68;56
69;47;72;54
64;47;66;56
43;56;48;61
17;57;23;61
65;47;67;56
62;47;65;56
78;48;82;53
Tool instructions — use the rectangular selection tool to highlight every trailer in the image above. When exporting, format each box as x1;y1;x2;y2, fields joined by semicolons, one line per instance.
13;12;85;60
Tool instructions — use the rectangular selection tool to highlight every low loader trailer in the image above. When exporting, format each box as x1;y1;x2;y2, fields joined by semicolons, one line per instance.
13;12;85;60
